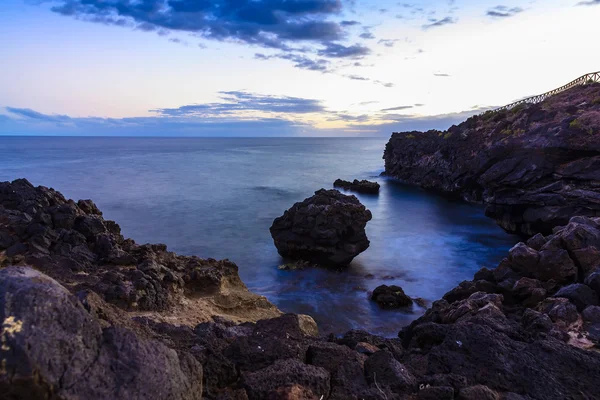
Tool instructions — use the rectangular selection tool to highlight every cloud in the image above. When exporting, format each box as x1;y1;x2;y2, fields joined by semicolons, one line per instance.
434;73;451;77
346;75;370;81
2;103;497;137
577;0;600;4
381;105;413;112
378;39;399;47
359;31;375;39
486;5;524;17
47;0;350;53
255;53;331;72
422;16;456;29
317;42;371;58
5;107;72;123
152;91;326;116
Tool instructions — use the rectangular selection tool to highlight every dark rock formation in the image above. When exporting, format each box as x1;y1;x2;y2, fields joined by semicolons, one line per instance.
0;178;280;324
334;179;380;194
383;83;600;235
3;178;600;399
371;284;413;308
0;266;203;400
270;189;372;266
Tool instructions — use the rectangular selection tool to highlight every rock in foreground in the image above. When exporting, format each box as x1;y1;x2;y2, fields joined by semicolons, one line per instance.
0;266;203;400
334;179;380;194
270;189;372;266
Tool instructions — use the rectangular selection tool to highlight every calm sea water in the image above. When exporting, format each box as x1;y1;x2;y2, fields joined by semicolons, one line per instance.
0;137;518;336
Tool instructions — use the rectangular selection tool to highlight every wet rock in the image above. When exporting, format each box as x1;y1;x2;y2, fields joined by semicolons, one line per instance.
333;179;380;194
270;189;372;266
553;283;599;311
371;284;413;309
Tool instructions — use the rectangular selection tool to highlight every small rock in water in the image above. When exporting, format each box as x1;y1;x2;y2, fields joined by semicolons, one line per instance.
371;284;413;309
334;178;380;194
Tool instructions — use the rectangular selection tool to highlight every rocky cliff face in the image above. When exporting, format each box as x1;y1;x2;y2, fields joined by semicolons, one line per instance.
384;83;600;236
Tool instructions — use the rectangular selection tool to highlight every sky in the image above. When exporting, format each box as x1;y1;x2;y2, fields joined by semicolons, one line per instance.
0;0;599;137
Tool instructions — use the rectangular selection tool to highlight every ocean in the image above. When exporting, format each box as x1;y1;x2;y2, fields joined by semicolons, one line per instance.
0;136;518;336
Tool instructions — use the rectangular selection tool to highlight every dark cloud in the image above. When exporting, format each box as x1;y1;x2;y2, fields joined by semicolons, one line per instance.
577;0;600;5
5;107;72;123
48;0;348;52
340;20;360;26
317;42;370;58
153;91;326;116
346;75;370;81
486;5;524;17
359;31;375;39
381;105;413;112
422;16;456;29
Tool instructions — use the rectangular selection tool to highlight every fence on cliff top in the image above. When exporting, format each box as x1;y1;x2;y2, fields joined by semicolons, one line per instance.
492;71;600;113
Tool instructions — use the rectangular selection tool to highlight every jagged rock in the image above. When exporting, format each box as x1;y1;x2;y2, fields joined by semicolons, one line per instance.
383;84;600;235
457;385;499;400
371;284;413;308
364;350;417;394
333;179;380;194
270;189;372;266
582;306;600;323
242;359;330;400
553;284;599;311
537;298;579;327
0;178;280;320
0;266;203;400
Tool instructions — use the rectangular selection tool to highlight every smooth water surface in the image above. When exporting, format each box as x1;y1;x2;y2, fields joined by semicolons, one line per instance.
0;137;518;336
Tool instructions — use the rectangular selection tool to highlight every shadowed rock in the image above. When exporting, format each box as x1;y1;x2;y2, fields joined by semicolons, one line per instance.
334;179;380;194
0;266;203;400
270;189;372;266
371;284;413;309
383;83;600;235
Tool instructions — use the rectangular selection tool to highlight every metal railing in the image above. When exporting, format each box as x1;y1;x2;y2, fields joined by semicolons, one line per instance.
492;71;600;113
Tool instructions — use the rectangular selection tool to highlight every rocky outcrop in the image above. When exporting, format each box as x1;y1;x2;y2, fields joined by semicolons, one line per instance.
0;178;280;325
371;284;413;309
270;189;372;266
383;83;600;235
3;178;600;398
0;266;203;400
334;179;380;194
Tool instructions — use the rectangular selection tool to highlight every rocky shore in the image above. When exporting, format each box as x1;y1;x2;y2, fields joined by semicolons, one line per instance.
383;83;600;236
2;178;600;399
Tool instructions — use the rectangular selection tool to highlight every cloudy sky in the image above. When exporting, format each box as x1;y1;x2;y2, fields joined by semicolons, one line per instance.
0;0;599;136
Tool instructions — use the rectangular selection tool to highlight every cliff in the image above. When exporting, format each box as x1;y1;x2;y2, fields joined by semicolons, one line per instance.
384;83;600;236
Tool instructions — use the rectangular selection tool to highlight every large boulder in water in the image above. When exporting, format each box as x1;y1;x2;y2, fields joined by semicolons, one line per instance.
270;189;372;266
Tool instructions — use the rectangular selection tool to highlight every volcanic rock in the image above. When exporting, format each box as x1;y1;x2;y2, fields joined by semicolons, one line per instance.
270;189;372;266
383;83;600;235
371;284;413;309
333;179;380;194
